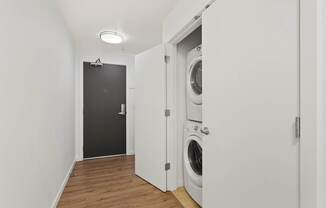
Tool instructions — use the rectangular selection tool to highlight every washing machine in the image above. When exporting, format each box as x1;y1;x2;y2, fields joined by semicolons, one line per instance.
186;45;202;122
183;121;202;206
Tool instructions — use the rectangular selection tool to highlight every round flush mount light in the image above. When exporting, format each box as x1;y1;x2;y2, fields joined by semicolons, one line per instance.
99;31;124;44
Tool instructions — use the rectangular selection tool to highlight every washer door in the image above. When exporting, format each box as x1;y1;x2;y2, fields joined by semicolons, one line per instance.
184;135;202;187
187;57;202;105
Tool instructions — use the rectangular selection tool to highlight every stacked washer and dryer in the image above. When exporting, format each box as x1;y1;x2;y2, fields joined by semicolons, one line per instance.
183;45;203;206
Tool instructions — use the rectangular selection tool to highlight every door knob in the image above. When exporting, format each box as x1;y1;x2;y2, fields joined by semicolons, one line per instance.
201;127;210;135
118;104;126;116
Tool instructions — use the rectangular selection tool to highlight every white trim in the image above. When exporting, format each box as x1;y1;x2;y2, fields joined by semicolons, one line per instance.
84;154;126;160
163;0;216;42
77;61;130;161
169;18;202;46
166;43;178;191
301;0;319;207
51;160;76;208
165;16;204;192
127;151;135;156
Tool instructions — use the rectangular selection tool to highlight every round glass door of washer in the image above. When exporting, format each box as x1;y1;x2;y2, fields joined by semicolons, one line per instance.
184;135;202;187
188;140;202;176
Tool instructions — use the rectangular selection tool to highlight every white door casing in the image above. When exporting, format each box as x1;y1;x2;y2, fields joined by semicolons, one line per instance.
202;0;300;208
135;44;167;192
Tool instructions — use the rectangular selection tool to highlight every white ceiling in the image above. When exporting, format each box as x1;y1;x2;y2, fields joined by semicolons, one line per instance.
58;0;177;54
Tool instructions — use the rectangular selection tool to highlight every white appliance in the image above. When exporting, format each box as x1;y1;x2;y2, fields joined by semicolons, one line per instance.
183;121;202;206
186;45;202;122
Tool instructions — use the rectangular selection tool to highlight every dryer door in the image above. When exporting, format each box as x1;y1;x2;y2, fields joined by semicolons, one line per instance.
187;57;202;105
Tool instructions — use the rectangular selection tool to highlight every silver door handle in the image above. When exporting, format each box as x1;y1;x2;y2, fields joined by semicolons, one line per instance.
118;104;126;116
201;127;210;135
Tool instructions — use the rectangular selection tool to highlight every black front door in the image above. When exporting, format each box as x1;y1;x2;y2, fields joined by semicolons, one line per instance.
83;62;126;158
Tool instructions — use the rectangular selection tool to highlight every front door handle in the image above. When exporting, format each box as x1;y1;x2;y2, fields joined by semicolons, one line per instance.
118;104;126;116
201;127;210;135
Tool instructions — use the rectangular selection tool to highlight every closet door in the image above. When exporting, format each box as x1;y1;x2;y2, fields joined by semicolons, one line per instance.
202;1;299;208
135;44;167;192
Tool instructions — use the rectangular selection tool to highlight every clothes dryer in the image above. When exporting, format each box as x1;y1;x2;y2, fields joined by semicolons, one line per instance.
186;45;202;122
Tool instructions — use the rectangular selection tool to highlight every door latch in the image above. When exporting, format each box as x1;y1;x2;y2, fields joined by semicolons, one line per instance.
165;109;171;117
295;117;301;138
165;163;171;171
164;55;170;63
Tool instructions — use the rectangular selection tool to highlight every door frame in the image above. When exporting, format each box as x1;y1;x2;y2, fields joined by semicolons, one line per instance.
300;0;320;207
165;14;204;192
83;62;127;159
164;0;321;208
76;59;132;161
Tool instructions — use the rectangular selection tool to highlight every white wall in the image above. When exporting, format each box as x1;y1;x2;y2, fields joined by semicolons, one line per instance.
0;0;75;208
317;0;326;207
75;43;135;161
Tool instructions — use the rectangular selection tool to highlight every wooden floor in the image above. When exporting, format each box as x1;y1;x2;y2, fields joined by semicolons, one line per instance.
173;187;200;208
58;156;183;208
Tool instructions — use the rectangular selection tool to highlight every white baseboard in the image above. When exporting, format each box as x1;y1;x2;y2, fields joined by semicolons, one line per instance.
84;154;126;160
127;151;135;156
51;160;76;208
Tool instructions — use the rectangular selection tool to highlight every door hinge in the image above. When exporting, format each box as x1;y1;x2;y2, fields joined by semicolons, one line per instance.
164;55;170;63
194;15;201;21
165;163;171;171
295;117;301;139
165;109;171;117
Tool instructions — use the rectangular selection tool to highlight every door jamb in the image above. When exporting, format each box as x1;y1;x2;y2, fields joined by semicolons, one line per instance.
300;0;319;208
165;16;203;191
78;62;130;161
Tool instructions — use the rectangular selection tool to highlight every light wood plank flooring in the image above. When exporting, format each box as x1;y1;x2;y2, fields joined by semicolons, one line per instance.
173;187;200;208
58;156;183;208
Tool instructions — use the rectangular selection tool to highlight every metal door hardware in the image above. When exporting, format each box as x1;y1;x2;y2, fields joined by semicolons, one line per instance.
295;117;301;138
164;55;170;63
165;163;171;171
118;104;126;115
165;109;171;117
201;127;210;135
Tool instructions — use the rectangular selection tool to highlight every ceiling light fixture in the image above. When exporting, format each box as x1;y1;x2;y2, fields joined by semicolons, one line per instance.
99;31;124;44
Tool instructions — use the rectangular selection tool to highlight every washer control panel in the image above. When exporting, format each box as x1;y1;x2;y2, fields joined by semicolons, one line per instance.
184;122;202;134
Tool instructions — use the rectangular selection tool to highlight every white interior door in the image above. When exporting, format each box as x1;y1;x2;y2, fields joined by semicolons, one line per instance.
202;1;299;208
135;44;167;192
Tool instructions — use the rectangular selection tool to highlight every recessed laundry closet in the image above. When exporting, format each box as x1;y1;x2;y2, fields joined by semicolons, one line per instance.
135;0;302;207
175;26;203;206
134;20;205;206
